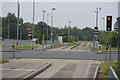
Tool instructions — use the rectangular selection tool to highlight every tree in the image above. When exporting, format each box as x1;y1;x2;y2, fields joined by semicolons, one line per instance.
99;31;118;47
2;12;23;39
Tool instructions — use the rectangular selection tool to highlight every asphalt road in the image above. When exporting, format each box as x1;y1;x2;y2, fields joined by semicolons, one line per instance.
2;50;118;61
1;40;118;61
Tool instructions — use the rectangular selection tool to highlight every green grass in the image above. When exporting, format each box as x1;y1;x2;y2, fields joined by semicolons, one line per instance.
15;44;41;50
100;44;118;50
0;59;9;63
82;43;87;47
46;44;64;49
99;61;120;78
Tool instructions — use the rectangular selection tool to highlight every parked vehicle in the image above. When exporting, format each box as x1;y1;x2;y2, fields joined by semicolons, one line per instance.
31;38;38;42
0;37;4;41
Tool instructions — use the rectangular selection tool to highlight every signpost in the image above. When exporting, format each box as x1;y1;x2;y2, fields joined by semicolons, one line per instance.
27;29;32;37
94;28;99;49
27;29;32;46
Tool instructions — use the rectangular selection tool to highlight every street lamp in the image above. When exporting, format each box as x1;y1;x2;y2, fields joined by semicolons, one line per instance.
42;10;46;50
93;7;101;49
94;7;101;29
8;14;10;39
17;1;20;46
51;7;56;45
47;13;50;42
68;21;71;37
32;0;35;50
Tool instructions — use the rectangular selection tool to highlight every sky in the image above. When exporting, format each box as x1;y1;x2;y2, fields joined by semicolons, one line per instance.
1;0;119;30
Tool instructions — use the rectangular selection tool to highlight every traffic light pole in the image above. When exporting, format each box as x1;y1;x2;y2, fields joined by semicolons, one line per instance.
118;17;120;62
105;32;108;60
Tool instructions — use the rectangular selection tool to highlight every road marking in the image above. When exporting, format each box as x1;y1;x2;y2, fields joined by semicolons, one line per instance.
1;68;37;71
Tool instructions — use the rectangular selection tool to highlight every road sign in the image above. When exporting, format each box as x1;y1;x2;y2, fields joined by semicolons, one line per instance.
94;30;99;35
27;29;32;37
106;16;112;31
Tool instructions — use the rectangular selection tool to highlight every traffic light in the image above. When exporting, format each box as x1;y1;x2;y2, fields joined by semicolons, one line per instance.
106;16;112;31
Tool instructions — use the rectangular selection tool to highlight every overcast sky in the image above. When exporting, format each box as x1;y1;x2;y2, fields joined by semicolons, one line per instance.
2;1;119;30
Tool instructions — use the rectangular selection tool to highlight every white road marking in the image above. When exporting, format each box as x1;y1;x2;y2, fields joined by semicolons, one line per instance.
1;68;37;71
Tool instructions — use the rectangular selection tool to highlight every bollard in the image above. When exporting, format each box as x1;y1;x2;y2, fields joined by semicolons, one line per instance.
12;41;15;58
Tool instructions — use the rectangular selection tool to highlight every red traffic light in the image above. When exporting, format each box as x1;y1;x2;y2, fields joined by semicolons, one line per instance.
108;17;111;21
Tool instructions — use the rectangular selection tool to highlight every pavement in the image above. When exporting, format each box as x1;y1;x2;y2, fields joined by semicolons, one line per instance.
1;59;101;79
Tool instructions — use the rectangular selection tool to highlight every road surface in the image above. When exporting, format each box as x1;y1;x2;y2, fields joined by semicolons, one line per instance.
1;59;101;79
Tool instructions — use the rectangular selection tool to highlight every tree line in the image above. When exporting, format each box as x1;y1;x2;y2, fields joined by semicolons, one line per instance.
1;12;94;43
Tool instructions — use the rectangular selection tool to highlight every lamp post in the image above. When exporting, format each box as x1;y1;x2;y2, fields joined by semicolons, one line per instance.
47;13;50;42
68;21;71;42
68;21;71;37
32;0;35;50
17;0;20;46
93;7;101;49
42;10;46;50
51;7;55;45
94;7;101;29
8;14;10;39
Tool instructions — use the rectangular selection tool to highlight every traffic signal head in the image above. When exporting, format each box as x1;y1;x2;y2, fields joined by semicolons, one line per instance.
106;16;112;31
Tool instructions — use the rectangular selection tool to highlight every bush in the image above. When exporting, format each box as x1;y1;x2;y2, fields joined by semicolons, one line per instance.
63;36;76;42
99;32;118;47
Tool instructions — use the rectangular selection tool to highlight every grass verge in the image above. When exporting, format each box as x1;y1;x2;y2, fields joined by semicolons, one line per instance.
46;44;64;49
99;61;120;78
15;44;41;50
0;59;9;63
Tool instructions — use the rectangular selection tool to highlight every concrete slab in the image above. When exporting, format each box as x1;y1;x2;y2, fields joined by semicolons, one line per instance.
1;59;49;78
33;59;101;78
1;59;101;78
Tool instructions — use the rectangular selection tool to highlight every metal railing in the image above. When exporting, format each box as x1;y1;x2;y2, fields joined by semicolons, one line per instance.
93;66;100;80
109;66;120;80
